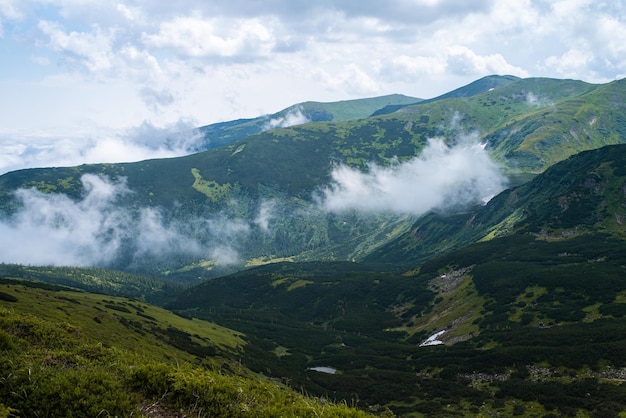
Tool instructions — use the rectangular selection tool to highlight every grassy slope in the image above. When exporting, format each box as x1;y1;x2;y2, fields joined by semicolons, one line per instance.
0;278;374;417
0;78;623;277
0;277;243;363
2;77;619;207
169;233;626;416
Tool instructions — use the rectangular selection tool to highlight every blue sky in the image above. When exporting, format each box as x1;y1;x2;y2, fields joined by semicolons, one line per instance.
1;0;625;174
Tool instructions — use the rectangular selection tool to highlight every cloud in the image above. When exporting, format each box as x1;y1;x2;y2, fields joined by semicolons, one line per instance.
142;16;277;59
0;174;255;269
132;207;203;260
262;106;310;131
38;20;116;73
0;174;132;266
0;119;206;175
140;87;176;111
254;200;277;232
2;0;626;176
445;45;528;77
544;49;594;79
525;92;552;107
318;135;507;215
314;64;380;96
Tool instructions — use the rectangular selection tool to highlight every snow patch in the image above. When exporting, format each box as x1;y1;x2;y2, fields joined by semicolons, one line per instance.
420;330;446;347
307;366;337;374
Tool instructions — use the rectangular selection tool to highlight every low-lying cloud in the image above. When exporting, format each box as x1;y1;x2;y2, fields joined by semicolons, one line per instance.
525;91;553;107
0;120;205;175
0;134;507;270
0;174;254;269
262;105;310;131
318;136;507;215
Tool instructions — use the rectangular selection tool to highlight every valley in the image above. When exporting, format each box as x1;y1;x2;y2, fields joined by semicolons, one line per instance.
2;75;626;416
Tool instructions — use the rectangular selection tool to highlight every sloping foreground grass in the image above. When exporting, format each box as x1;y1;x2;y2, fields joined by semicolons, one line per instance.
0;277;243;362
0;279;374;417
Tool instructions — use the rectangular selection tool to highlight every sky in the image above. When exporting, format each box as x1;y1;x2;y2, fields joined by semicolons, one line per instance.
1;0;626;174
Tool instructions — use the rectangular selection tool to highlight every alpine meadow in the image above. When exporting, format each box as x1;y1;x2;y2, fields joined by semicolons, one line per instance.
4;75;626;417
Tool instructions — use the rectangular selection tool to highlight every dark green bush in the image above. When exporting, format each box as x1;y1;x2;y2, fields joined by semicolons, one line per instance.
0;292;17;302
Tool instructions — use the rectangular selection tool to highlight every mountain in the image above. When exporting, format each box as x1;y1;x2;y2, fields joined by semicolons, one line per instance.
0;263;185;304
371;74;520;116
195;93;421;151
168;145;626;416
3;76;626;416
366;143;626;265
422;74;521;102
0;76;624;279
0;276;371;417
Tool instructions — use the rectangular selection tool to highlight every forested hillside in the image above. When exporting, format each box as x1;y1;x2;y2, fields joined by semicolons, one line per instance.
2;76;626;416
1;77;625;279
169;145;626;417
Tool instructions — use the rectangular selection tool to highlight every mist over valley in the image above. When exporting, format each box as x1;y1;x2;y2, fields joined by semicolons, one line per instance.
3;75;626;416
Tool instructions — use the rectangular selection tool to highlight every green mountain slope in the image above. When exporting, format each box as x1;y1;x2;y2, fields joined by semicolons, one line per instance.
424;74;521;101
367;143;626;265
169;145;626;416
0;263;185;304
3;77;626;416
0;277;372;417
196;93;421;151
371;74;520;116
0;77;624;277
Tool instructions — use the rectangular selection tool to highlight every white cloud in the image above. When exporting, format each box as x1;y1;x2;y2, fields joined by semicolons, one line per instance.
262;106;310;131
38;20;116;73
0;119;204;175
254;200;276;232
445;45;528;77
0;174;132;266
318;135;507;215
142;16;277;59
0;0;21;21
544;49;594;78
0;0;625;175
0;174;258;268
314;63;380;96
384;55;448;80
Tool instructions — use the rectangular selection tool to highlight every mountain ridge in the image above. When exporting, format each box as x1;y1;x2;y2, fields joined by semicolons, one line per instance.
0;76;624;278
195;93;421;151
3;75;626;416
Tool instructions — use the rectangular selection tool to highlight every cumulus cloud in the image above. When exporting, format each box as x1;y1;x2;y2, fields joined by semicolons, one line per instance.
318;135;507;215
0;174;255;269
142;16;277;59
2;0;626;177
38;20;116;73
544;49;594;79
314;64;380;96
140;87;176;111
445;45;528;77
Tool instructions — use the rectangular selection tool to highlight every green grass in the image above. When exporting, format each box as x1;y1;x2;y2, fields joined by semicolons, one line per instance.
396;269;485;343
0;278;243;362
0;278;374;417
